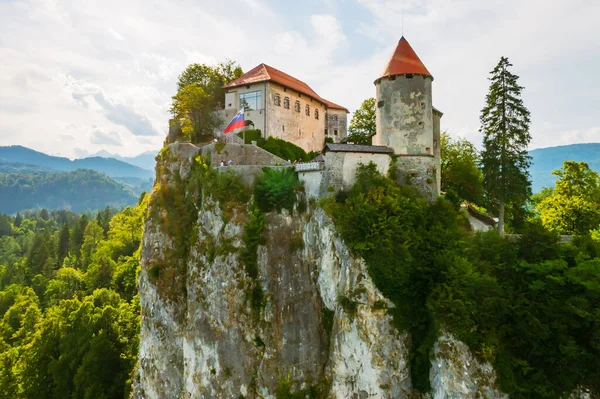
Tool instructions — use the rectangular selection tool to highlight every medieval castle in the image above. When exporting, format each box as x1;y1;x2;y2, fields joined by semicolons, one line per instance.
189;36;442;201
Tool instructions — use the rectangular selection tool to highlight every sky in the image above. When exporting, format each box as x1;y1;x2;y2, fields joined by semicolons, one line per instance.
0;0;599;158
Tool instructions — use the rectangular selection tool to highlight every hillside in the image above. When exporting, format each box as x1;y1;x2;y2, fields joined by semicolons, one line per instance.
0;168;138;213
530;143;600;192
0;146;153;179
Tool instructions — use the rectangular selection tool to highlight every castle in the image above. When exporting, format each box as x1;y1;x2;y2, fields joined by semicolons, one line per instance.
220;64;349;152
206;36;442;200
298;36;442;200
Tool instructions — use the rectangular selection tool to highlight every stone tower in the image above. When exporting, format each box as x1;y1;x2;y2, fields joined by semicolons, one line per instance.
373;37;441;200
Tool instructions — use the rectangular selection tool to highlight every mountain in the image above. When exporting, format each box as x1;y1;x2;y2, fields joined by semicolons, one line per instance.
0;168;138;213
91;150;158;171
0;146;153;179
529;143;600;192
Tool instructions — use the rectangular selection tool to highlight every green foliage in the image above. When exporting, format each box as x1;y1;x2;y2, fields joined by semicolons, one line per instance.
237;129;262;144
176;59;243;106
480;56;532;233
261;137;311;162
349;97;376;138
170;84;222;143
240;209;266;319
171;60;243;143
254;168;300;213
326;162;600;396
534;161;600;235
440;132;484;206
0;169;138;214
0;200;145;398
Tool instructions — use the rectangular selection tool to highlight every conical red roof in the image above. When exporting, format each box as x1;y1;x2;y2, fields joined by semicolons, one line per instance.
378;37;432;80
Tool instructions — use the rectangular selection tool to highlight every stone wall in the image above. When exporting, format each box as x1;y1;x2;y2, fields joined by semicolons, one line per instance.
265;82;326;153
200;142;287;166
394;154;439;202
324;151;391;192
374;74;434;155
325;109;348;143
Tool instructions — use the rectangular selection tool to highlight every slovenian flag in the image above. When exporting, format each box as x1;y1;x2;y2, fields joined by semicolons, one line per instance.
224;109;245;134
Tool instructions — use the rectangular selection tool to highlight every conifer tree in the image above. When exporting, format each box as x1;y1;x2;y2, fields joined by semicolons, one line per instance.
480;57;532;234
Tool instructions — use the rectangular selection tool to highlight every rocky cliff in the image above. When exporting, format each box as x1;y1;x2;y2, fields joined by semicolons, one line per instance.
131;145;521;398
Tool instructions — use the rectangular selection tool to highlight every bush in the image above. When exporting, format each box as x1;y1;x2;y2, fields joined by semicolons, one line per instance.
254;168;299;213
261;137;310;162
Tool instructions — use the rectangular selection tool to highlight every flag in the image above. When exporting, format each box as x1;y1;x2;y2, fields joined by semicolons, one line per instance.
224;109;245;134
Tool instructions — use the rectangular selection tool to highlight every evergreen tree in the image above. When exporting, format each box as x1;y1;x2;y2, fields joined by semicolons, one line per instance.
72;215;88;254
480;57;532;234
57;223;70;264
14;213;22;228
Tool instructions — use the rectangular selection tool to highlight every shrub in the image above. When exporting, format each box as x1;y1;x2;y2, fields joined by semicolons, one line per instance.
254;168;299;213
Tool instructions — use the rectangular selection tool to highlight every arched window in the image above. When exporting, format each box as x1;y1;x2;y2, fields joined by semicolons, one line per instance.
314;109;319;119
295;101;301;112
283;97;290;109
274;94;281;106
305;104;310;116
333;114;338;122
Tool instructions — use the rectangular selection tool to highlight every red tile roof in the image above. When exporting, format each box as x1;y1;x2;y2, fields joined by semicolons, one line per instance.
378;37;432;80
223;63;348;112
322;99;349;113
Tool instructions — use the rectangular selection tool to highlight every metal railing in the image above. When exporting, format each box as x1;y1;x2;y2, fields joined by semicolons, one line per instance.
294;161;325;172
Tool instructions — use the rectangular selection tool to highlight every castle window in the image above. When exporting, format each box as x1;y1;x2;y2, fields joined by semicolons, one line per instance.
283;97;290;109
315;109;319;119
406;74;414;79
295;101;300;112
333;115;338;122
282;125;285;132
274;94;281;106
390;75;396;81
305;104;310;116
239;91;262;111
377;100;384;108
334;129;338;136
325;128;328;135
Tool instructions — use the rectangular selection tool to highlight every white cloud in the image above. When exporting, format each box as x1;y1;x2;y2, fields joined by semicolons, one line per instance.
90;130;122;146
0;0;598;158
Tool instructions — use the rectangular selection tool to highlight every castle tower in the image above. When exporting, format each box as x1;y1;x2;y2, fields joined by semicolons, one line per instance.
373;37;440;200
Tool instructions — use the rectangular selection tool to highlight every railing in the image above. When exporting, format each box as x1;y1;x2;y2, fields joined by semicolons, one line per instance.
294;161;325;172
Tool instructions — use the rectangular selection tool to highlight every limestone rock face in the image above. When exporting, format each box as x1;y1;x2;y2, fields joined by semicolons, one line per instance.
133;146;512;398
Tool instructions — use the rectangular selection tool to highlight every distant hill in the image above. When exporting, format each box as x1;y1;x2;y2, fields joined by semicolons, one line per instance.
529;143;600;192
0;169;138;214
0;146;153;179
92;150;158;171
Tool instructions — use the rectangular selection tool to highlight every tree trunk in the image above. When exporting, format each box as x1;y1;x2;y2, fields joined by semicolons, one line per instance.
498;202;505;235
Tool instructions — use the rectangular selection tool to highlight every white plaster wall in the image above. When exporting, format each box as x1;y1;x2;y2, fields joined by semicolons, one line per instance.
341;152;390;188
225;83;268;134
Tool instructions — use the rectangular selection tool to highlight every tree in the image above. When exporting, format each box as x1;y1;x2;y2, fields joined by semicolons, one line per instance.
535;161;600;235
80;221;103;270
440;133;484;206
480;57;532;234
57;223;70;264
170;85;222;142
176;60;243;106
14;213;22;228
347;97;376;145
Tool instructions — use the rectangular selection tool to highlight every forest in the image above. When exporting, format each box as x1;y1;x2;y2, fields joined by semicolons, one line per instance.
0;169;139;214
0;201;144;398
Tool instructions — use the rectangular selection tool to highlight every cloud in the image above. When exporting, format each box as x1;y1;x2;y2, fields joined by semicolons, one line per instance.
0;0;598;157
66;76;161;136
90;130;122;146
